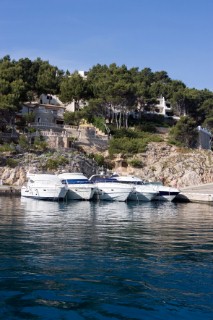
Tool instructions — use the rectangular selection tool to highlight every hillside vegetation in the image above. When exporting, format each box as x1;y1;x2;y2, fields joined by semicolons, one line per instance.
0;55;213;174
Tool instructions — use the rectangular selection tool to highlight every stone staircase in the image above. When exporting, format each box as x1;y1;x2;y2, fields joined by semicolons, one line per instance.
32;124;109;152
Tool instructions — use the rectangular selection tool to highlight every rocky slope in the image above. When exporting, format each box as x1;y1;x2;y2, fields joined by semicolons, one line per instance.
112;142;213;188
0;152;98;186
1;143;213;188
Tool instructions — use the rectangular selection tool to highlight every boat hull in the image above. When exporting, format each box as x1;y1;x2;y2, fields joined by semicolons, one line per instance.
153;191;179;202
58;173;96;201
66;185;96;200
21;186;67;201
144;183;180;202
95;183;132;202
128;189;158;201
111;175;158;201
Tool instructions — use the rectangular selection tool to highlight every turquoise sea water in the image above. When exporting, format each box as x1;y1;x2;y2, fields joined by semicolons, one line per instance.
0;197;212;320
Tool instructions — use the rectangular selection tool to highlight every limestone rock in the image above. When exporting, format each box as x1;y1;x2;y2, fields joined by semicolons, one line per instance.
0;144;213;188
113;142;213;188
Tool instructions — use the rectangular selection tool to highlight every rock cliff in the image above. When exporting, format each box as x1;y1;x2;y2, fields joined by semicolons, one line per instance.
112;142;213;188
0;152;98;186
0;143;213;188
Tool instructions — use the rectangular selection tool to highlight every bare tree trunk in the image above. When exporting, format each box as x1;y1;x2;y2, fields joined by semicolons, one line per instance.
115;112;119;129
125;112;128;128
118;112;121;129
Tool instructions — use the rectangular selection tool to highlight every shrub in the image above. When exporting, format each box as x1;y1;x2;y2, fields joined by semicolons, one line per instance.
113;127;162;139
28;127;36;133
23;112;35;124
18;135;29;150
137;123;157;133
34;140;48;151
6;158;19;168
0;143;14;152
109;138;147;156
45;159;59;170
33;136;48;151
108;134;163;156
88;153;105;166
113;128;139;139
45;156;69;170
92;117;106;133
57;156;69;166
128;159;143;168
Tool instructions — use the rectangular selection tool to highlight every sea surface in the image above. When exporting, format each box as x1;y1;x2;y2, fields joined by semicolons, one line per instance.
0;196;212;320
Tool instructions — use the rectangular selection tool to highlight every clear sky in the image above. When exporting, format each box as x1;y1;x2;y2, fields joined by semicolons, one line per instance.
0;0;212;90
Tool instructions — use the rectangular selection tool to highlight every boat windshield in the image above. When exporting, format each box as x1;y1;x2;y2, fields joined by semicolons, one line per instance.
90;176;118;183
117;180;145;185
65;179;93;184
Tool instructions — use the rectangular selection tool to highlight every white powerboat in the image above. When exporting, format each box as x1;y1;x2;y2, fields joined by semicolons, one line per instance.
89;174;133;202
111;174;158;201
58;172;96;200
111;174;179;202
21;173;68;200
144;181;180;201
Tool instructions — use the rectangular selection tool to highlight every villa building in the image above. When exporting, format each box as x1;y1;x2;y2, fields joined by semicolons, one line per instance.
21;94;65;128
78;70;88;79
154;96;173;117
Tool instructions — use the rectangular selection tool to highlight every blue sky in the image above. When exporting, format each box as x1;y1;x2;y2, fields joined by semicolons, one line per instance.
0;0;212;90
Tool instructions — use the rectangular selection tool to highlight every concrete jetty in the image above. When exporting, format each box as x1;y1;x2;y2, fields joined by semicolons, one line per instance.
0;185;21;196
177;182;213;203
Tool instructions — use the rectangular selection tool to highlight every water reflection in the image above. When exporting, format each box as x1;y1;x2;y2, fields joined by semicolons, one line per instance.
0;197;212;319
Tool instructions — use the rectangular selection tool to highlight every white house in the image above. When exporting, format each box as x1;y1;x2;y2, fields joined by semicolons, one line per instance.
154;96;173;116
39;94;63;106
21;94;65;127
78;70;88;79
65;100;88;113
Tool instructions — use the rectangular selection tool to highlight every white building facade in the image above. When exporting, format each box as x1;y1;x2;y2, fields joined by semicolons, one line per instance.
197;126;212;150
154;96;173;116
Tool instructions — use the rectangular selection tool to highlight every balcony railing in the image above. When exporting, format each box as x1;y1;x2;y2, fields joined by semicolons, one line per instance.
30;122;64;129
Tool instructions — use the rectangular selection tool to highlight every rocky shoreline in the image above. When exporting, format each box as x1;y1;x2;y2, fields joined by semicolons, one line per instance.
113;142;213;188
0;151;98;186
0;142;213;188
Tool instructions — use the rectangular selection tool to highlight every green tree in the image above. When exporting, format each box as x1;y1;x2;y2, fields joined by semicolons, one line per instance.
60;72;89;111
198;98;213;121
64;110;85;126
36;60;64;95
169;116;198;148
203;117;213;131
87;63;136;128
0;57;28;130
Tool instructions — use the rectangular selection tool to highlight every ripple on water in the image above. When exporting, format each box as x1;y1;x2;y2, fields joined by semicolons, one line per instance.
0;197;212;319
